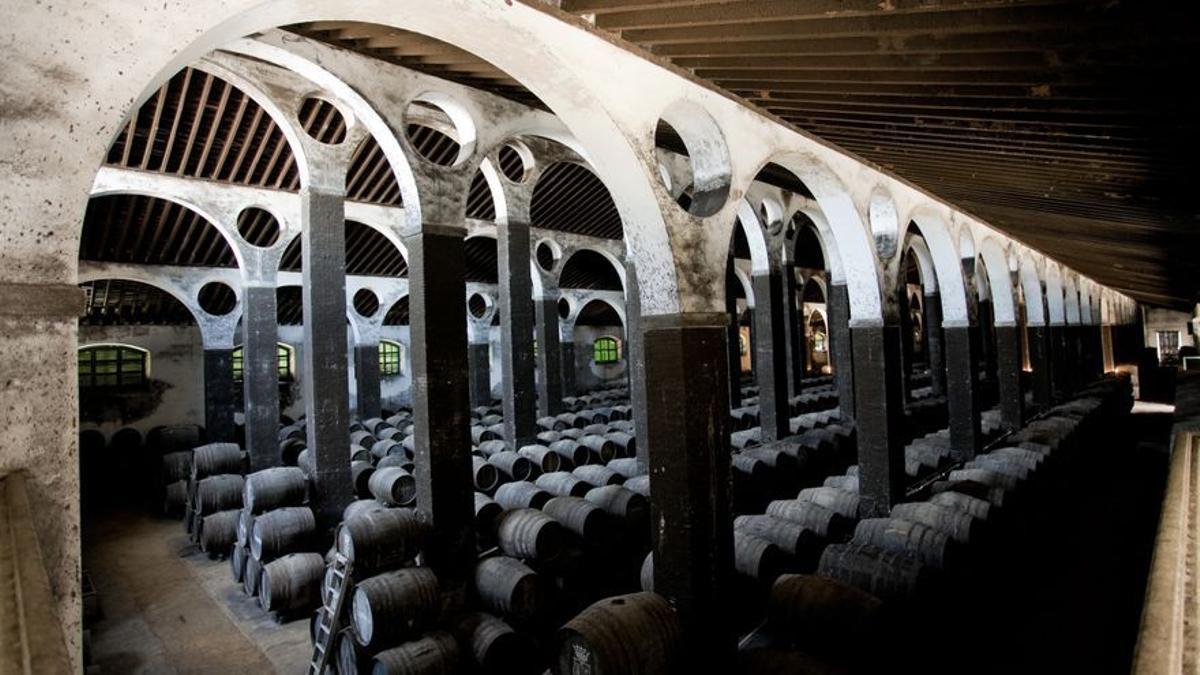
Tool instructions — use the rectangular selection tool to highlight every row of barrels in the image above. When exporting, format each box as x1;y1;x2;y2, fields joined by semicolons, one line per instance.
729;385;840;431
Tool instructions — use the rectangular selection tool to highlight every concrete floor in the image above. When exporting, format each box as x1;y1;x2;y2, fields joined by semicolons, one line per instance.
85;510;309;674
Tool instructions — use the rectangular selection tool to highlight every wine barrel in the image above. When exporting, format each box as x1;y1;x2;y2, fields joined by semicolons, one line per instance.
536;431;562;445
584;486;649;529
604;432;636;459
480;414;504;427
817;542;936;604
161;451;192;483
559;428;585;441
477;440;509;458
474;556;542;620
473;457;500;492
369;466;417;507
349;430;378;451
350;461;375;499
371;439;402;460
191;443;244;480
279;424;305;442
948;468;1019;493
454;612;528;674
582;423;608;437
797;487;860;519
250;506;316;561
890;502;982;545
579;435;617;464
260;552;325;614
543;496;612;543
352;568;440;650
280;438;306;467
472;425;499;445
735;515;818;558
163;480;187;516
732;454;771;483
371;631;460;675
349;445;372;464
852;518;957;570
244;466;307;514
765;500;852;541
344;499;388;522
488;451;534;482
338;508;426;575
362;417;388;436
766;574;884;656
536;472;591;498
495;508;563;561
474;493;503;542
605;457;642;480
243;555;262;597
194;474;245;515
377;454;415;473
538;416;565;432
230;542;247;583
928;491;993;522
199;509;240;555
622;475;650;497
823;475;859;493
640;552;654;591
494;482;551;511
554;592;681;675
572;465;622;487
518;445;562;474
548;440;588;468
735;531;786;582
556;412;586;430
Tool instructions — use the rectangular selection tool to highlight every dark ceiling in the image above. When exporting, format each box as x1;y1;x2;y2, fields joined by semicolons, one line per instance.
560;0;1198;307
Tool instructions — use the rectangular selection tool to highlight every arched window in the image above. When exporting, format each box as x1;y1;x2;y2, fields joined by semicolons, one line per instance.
379;340;403;377
232;343;294;382
78;344;149;388
593;336;620;364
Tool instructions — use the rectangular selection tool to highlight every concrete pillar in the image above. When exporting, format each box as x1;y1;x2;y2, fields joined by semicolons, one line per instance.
468;340;491;406
827;283;855;419
852;323;906;516
725;258;742;407
752;271;790;441
782;267;803;398
498;221;537;449
354;343;381;420
404;225;474;583
644;312;734;665
300;187;353;528
1028;325;1053;410
203;347;236;443
625;261;650;472
534;296;563;417
995;324;1024;430
241;284;280;469
944;324;982;460
924;292;946;397
559;327;577;398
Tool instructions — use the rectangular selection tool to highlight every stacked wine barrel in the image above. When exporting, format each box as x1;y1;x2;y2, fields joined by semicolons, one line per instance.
184;442;246;558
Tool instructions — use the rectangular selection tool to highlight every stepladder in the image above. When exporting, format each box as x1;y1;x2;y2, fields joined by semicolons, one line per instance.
308;551;353;674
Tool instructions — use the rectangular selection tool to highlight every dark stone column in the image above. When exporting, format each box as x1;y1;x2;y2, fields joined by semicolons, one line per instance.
498;221;537;449
468;341;491;407
898;290;914;402
724;258;742;407
852;323;906;516
752;271;790;441
644;313;734;666
534;297;563;417
827;283;855;419
354;343;381;420
625;262;650;472
203;348;235;443
944;324;982;460
924;292;946;397
1028;325;1053;410
995;324;1023;430
782;267;803;398
978;300;997;383
404;225;474;583
242;284;280;469
560;339;576;397
1047;324;1067;400
300;187;353;528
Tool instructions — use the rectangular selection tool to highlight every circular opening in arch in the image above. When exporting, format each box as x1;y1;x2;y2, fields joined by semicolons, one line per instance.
404;95;476;168
198;281;236;316
558;297;571;320
468;292;488;319
237;207;281;248
654;101;731;218
299;97;348;145
868;190;899;260
498;141;531;183
353;288;380;318
535;240;559;272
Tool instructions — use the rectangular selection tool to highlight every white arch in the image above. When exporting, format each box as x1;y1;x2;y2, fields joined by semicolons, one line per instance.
979;237;1017;325
903;234;938;294
908;210;970;327
732;265;755;308
1019;252;1046;326
558;245;627;293
793;208;845;284
1045;263;1066;326
734;198;771;274
1063;274;1081;325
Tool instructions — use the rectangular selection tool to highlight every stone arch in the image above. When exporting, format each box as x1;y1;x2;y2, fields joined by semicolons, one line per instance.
558;246;626;292
979;237;1018;325
903;234;938;294
1019;251;1047;326
1045;262;1066;326
1063;274;1081;325
734;198;771;274
907;210;971;327
793;209;844;284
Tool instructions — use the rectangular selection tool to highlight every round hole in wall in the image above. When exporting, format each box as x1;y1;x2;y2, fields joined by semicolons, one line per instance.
237;207;280;248
404;94;477;168
535;240;560;272
198;281;236;316
498;141;532;183
558;297;571;320
468;292;488;319
653;100;732;218
298;97;348;145
353;289;380;318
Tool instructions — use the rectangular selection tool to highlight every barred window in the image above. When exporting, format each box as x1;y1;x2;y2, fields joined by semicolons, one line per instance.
232;343;293;382
78;345;148;388
379;340;403;377
593;336;620;364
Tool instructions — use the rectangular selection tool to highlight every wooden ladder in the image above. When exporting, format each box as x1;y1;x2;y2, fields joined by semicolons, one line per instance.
308;551;353;675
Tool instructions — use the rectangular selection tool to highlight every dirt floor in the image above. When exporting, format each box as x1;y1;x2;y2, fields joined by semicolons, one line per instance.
84;510;309;674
